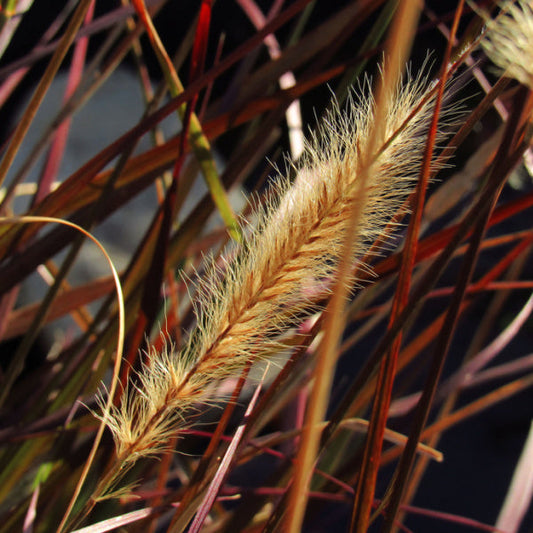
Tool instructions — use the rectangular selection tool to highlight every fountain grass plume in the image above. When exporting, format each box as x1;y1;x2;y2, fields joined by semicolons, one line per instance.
482;0;533;90
102;65;452;467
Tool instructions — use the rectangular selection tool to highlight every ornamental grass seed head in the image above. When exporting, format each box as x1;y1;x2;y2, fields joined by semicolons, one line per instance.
482;0;533;90
103;65;454;464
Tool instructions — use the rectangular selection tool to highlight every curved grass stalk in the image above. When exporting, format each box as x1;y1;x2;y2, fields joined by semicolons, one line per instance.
0;216;125;533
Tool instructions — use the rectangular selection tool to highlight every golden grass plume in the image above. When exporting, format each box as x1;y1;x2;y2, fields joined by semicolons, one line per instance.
482;0;533;90
103;65;452;465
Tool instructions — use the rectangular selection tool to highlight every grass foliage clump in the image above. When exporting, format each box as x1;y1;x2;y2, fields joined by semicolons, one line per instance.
0;1;533;532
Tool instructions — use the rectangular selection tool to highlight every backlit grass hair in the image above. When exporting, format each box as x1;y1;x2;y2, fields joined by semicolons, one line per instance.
104;65;449;465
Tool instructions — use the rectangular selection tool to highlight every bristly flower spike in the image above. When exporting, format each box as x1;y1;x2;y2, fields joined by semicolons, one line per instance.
482;0;533;90
103;66;453;469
